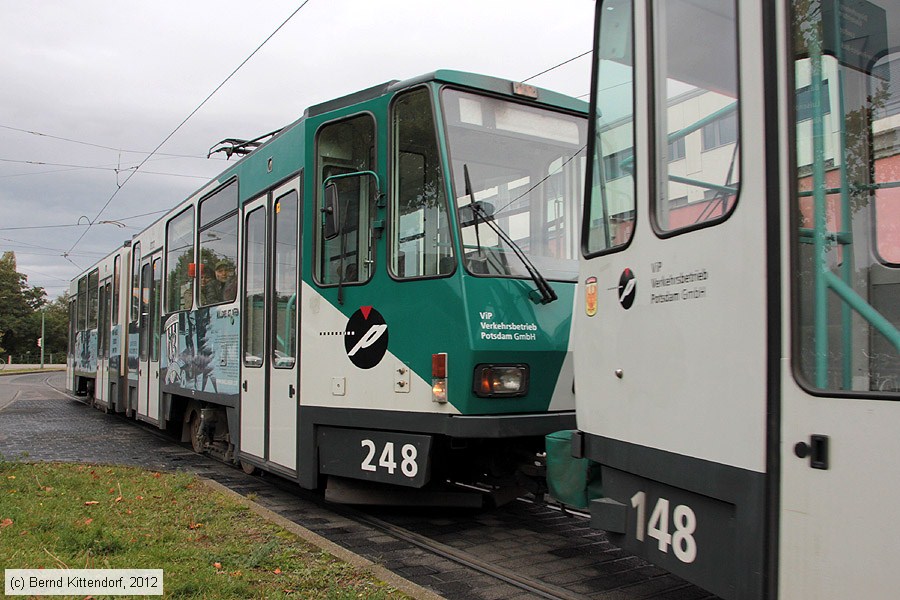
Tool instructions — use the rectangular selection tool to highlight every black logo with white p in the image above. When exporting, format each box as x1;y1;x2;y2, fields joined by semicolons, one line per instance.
345;306;389;369
618;268;636;309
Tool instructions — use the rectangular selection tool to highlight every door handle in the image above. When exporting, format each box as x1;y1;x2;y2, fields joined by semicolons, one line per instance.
794;434;829;470
242;380;248;392
289;384;295;398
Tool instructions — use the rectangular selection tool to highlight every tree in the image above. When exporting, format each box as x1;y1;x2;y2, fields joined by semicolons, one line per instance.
42;293;71;358
0;251;48;359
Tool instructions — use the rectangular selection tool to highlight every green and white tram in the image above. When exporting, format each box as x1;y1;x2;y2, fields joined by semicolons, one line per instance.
67;70;587;503
564;0;900;598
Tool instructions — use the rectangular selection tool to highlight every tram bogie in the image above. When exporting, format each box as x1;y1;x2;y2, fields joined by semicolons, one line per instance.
67;70;587;504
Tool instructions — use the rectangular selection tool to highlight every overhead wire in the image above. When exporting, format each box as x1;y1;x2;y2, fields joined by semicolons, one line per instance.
16;11;583;280
66;0;314;255
0;124;212;160
0;209;169;232
18;264;73;283
521;50;591;83
0;157;211;180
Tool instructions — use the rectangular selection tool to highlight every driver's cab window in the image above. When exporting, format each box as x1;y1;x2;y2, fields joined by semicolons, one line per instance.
315;115;376;285
390;87;454;278
653;0;740;233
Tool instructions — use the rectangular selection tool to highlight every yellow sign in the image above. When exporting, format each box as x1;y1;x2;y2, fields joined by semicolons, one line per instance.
585;276;598;317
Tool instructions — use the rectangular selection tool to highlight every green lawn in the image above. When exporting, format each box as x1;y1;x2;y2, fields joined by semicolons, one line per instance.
0;460;411;599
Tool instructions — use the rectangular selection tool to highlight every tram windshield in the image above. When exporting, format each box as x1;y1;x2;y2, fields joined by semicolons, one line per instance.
791;0;900;395
441;89;587;281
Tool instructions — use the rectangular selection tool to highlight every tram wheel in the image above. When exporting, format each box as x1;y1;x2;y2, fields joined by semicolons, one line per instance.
189;411;203;453
240;460;257;475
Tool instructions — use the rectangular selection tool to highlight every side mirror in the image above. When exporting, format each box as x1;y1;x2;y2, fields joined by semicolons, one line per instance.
322;183;340;240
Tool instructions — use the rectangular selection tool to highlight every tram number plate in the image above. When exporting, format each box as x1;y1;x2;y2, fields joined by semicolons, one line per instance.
598;466;737;600
317;427;432;488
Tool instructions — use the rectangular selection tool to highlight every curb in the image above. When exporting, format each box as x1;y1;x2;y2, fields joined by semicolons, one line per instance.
0;367;66;377
202;479;444;600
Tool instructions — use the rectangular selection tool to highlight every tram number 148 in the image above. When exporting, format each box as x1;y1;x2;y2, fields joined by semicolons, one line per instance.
631;492;697;563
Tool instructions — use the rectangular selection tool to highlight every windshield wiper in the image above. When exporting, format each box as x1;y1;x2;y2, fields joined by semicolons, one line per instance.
463;164;557;305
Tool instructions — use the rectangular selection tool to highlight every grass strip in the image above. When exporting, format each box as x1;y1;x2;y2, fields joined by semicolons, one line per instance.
0;459;412;599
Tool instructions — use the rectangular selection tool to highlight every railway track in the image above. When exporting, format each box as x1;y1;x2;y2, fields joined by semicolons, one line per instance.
12;372;718;600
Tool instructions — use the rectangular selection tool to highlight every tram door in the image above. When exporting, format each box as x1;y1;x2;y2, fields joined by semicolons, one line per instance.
240;180;301;473
96;280;109;407
66;299;75;391
778;4;900;597
577;2;768;597
267;183;300;470
137;256;162;424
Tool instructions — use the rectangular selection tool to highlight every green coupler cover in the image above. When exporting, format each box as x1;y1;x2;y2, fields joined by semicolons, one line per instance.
545;430;602;509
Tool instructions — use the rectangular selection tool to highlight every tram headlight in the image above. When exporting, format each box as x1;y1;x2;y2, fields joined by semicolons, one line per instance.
473;364;529;398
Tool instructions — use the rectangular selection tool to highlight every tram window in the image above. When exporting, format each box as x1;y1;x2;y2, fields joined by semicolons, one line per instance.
315;114;376;286
585;0;636;255
131;243;141;323
273;191;298;368
243;207;266;367
442;89;586;280
652;0;740;234
165;207;195;313
139;262;150;362
873;54;900;267
112;255;120;326
68;301;76;357
77;276;87;331
199;179;237;225
151;258;161;362
87;270;99;330
104;282;112;355
791;3;900;396
390;88;454;279
98;283;107;357
198;180;239;307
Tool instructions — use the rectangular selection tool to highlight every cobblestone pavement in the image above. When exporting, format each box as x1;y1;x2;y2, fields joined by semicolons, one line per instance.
0;372;718;600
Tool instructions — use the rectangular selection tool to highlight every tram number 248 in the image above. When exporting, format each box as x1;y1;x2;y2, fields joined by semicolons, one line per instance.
360;439;419;478
631;492;697;564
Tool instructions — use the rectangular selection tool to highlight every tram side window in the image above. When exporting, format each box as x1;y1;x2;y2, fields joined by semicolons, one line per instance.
140;263;151;362
198;180;239;307
112;255;120;326
243;207;266;367
98;283;107;357
315;115;376;285
585;0;636;254
273;191;299;368
653;0;740;234
151;258;161;362
87;270;99;330
165;208;195;313
791;3;900;396
131;243;141;323
390;88;454;278
77;276;87;331
68;300;76;357
873;55;900;267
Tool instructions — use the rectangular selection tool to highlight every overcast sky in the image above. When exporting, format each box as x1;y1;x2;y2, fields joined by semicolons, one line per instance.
0;1;594;299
